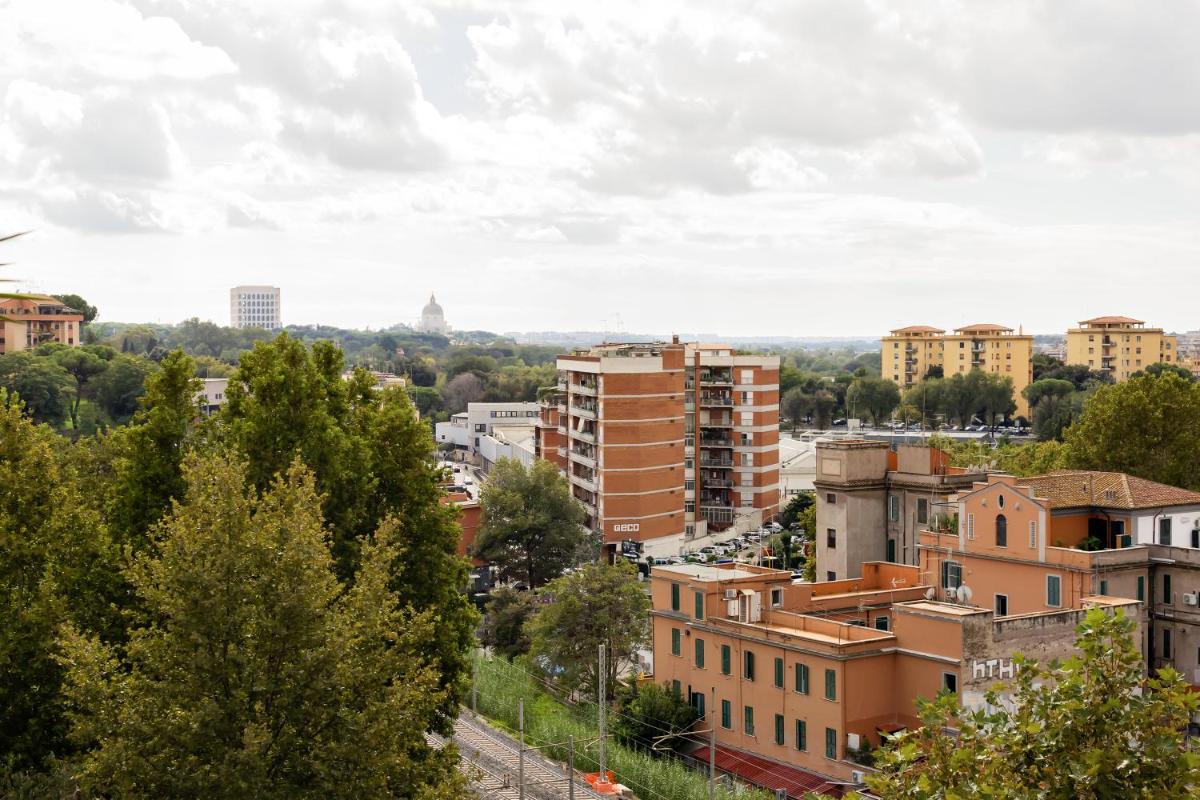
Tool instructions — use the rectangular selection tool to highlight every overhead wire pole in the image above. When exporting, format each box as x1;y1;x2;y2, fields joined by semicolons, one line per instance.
709;687;717;800
598;643;607;784
518;697;525;800
568;735;576;800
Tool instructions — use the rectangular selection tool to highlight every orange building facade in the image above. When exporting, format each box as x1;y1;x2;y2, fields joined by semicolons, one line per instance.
650;560;1140;792
0;296;84;353
543;340;780;553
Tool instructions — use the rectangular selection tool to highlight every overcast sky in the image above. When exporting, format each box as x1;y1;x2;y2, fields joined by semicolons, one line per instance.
2;0;1199;336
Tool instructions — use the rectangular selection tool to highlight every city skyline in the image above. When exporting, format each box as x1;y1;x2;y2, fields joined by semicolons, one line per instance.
3;2;1200;335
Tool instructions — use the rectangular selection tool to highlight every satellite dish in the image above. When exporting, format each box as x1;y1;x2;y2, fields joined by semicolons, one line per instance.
956;585;973;604
924;587;936;601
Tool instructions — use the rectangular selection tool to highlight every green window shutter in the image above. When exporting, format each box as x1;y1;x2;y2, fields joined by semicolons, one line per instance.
774;714;785;745
825;727;837;759
744;650;755;681
695;638;704;668
824;668;836;701
744;706;754;735
671;583;680;611
721;645;731;675
694;591;704;619
795;719;807;751
1137;575;1145;602
671;628;681;656
774;657;784;688
721;699;731;729
671;679;681;698
796;663;809;694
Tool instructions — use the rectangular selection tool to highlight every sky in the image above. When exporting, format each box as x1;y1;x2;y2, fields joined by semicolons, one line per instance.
1;0;1199;337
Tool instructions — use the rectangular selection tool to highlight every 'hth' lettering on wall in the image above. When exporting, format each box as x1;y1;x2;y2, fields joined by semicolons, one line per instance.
972;658;1018;681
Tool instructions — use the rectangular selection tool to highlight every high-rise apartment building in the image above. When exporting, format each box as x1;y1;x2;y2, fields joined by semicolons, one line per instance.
544;339;779;554
882;323;1034;417
0;296;83;353
1065;316;1177;381
230;285;281;330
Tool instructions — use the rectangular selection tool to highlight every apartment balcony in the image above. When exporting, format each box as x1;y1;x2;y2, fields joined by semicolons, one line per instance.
568;449;596;469
699;394;733;407
556;379;568;391
569;403;597;420
699;373;733;386
570;382;597;396
568;472;597;492
700;477;733;488
701;418;733;429
700;507;735;529
556;403;567;415
684;401;695;412
699;437;734;448
556;446;567;458
572;428;596;443
699;455;734;467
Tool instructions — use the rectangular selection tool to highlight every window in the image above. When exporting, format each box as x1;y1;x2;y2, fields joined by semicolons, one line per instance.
721;700;731;729
1160;517;1173;546
795;719;807;751
740;369;754;384
695;638;705;668
1099;580;1108;596
995;594;1008;617
1137;575;1145;602
744;706;755;736
826;493;836;504
774;714;785;745
692;690;705;718
671;583;680;611
941;560;962;590
795;663;810;694
1193;527;1200;549
888;495;899;521
694;591;704;619
672;679;681;698
824;669;836;701
1164;628;1173;659
825;727;837;759
774;657;784;688
1164;573;1173;604
721;645;731;675
827;571;837;582
1029;520;1037;548
1047;575;1062;608
942;672;957;693
671;628;681;656
886;538;896;562
917;498;929;524
874;616;890;631
967;513;975;540
743;651;755;681
996;514;1007;548
770;588;782;607
827;528;837;548
474;423;487;433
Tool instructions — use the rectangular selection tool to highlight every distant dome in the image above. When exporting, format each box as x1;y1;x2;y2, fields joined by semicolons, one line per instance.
422;293;443;316
417;292;449;334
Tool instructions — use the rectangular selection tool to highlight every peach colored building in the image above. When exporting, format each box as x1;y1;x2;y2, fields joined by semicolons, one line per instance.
650;560;1140;794
544;339;780;554
0;296;84;353
1065;316;1177;381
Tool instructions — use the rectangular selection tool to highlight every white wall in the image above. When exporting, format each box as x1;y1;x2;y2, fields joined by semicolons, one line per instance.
1134;507;1200;547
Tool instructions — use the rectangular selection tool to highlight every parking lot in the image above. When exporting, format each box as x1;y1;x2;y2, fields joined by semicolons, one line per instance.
647;522;807;579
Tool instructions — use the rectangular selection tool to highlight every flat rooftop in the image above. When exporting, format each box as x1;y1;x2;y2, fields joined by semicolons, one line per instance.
897;600;988;617
652;564;768;581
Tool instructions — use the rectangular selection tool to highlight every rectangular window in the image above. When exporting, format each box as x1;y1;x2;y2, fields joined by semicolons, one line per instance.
1137;575;1145;602
995;594;1008;617
826;528;836;548
743;651;755;681
888;495;899;522
774;657;784;688
874;616;890;631
1160;517;1173;546
942;672;957;693
886;538;896;562
1164;628;1173;659
1047;575;1062;608
774;714;785;745
795;719;807;751
672;679;681;698
721;645;731;675
967;513;975;540
1164;573;1173;604
826;493;836;504
744;706;755;736
694;591;704;619
1029;520;1037;549
671;628;681;656
1099;579;1108;596
824;669;836;701
695;638;705;668
825;727;837;759
941;561;962;590
826;571;837;582
671;583;680;611
795;663;809;694
917;498;929;524
770;588;783;607
721;699;731;729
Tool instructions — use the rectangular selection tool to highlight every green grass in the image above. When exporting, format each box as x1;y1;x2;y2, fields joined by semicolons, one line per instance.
471;654;772;800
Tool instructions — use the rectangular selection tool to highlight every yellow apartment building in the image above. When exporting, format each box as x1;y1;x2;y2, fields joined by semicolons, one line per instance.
882;324;1033;418
1065;316;1178;381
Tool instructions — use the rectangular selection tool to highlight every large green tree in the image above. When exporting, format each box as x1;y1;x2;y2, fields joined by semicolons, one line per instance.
870;609;1200;798
526;561;650;700
1023;378;1079;441
91;353;155;424
57;455;466;799
473;457;588;588
52;346;109;430
478;586;537;660
0;351;76;426
846;376;900;426
1064;372;1200;490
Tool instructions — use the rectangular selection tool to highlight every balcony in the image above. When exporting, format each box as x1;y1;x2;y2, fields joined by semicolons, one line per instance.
569;449;596;468
569;402;597;420
699;436;733;448
571;381;597;396
572;428;596;443
699;373;733;386
702;419;733;430
569;472;597;492
700;455;734;467
699;393;733;407
700;477;733;488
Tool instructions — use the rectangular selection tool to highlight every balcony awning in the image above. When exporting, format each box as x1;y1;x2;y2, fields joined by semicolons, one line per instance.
684;743;850;798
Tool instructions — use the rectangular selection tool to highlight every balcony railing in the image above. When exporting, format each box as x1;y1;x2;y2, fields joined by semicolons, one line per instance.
569;472;597;492
699;373;733;386
569;403;597;419
573;428;595;443
700;456;733;467
571;382;597;396
699;436;733;448
701;418;733;428
699;394;733;406
701;477;733;488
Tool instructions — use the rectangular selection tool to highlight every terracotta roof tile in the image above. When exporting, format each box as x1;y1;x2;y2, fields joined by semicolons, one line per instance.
1018;471;1200;510
1079;315;1145;326
888;325;945;334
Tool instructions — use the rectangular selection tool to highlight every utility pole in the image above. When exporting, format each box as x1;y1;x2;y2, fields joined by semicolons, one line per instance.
708;687;716;800
518;697;525;800
471;650;478;714
598;643;607;783
568;735;576;800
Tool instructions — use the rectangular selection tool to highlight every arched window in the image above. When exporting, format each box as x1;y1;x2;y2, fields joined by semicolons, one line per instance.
996;514;1008;548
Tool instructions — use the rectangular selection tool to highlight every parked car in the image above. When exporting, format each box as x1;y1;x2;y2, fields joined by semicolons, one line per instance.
832;418;847;426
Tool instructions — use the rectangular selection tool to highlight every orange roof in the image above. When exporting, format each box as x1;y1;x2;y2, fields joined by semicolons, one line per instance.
888;325;945;335
1018;471;1200;510
954;323;1013;334
1079;316;1144;326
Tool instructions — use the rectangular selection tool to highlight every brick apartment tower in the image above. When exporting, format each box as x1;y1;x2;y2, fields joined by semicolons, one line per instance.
542;339;780;555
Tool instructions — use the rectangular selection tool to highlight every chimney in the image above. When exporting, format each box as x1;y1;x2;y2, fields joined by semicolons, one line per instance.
672;334;679;344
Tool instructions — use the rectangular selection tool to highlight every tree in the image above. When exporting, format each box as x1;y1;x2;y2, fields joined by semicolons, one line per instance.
779;491;814;530
474;458;587;588
91;353;154;424
0;352;76;426
442;371;483;413
978;373;1016;429
869;609;1200;798
406;385;443;420
51;294;98;322
1134;361;1195;382
811;389;837;428
57;455;466;799
478;586;537;660
1064;372;1200;490
614;681;700;752
781;386;810;431
846;376;900;426
526;561;650;700
52;346;109;430
1023;378;1079;441
902;380;945;427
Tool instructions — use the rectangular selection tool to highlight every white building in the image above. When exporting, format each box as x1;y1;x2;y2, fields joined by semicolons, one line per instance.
230;286;281;330
779;436;817;497
435;402;539;465
197;378;228;415
416;293;449;334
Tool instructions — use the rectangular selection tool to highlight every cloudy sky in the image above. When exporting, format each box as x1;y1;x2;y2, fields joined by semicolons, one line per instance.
2;0;1199;336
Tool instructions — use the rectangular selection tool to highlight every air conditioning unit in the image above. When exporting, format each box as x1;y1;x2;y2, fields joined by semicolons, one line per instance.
850;770;866;785
1185;593;1199;607
724;589;738;600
